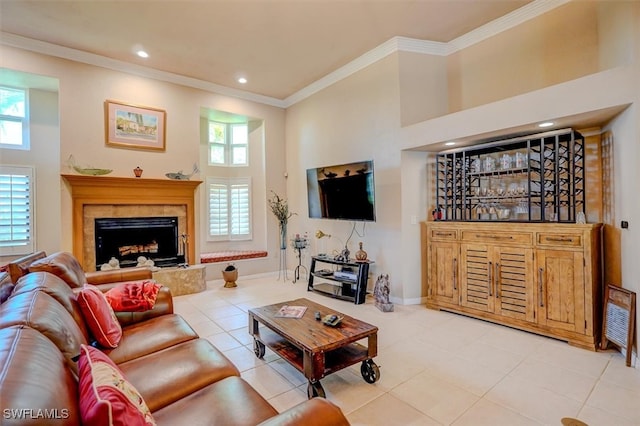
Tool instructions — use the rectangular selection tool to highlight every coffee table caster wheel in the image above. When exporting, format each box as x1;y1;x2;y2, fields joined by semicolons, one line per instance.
361;359;380;384
307;381;326;399
253;339;265;359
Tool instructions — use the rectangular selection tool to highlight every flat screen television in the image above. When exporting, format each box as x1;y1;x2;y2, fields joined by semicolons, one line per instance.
306;160;376;222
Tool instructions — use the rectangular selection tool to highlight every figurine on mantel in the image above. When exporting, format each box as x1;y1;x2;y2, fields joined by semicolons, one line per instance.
165;163;199;180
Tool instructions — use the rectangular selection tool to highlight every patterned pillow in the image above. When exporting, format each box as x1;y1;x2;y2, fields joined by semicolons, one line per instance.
78;345;156;426
77;285;122;348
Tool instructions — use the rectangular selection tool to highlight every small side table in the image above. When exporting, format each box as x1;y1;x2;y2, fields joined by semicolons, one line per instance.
291;235;309;283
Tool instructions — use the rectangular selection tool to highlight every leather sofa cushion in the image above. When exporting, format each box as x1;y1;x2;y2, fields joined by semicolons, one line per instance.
104;314;198;364
118;338;240;412
257;398;351;426
0;326;81;426
0;291;87;375
12;271;90;338
28;251;87;288
78;344;156;426
77;285;123;349
152;376;279;426
0;282;14;304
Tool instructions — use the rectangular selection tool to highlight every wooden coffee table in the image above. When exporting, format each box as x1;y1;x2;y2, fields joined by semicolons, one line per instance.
248;298;379;398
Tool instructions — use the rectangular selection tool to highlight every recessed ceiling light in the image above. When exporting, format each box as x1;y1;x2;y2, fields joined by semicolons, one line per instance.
538;121;554;128
136;50;149;58
445;142;456;146
238;77;247;84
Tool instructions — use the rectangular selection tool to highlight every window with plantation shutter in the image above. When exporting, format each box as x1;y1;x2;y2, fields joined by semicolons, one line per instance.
207;177;251;241
0;166;34;255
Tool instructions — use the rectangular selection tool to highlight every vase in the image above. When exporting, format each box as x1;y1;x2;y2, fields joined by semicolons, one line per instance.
279;221;287;250
133;166;143;177
222;265;238;288
355;242;368;261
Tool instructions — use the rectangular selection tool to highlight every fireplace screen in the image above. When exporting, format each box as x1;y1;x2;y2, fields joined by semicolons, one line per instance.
95;217;184;269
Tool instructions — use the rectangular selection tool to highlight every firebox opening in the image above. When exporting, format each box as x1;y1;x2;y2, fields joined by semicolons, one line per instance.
95;217;184;269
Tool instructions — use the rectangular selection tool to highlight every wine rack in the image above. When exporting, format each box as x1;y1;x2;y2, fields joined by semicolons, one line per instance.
435;128;584;222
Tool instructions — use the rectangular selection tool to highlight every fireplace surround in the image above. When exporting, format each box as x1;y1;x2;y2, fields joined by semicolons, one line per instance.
94;216;184;269
62;174;201;271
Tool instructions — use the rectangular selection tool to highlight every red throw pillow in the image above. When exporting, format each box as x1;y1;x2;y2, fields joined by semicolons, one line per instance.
105;280;162;312
77;285;122;348
78;345;156;426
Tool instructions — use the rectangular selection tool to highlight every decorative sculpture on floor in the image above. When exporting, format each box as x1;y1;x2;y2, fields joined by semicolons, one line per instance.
373;274;394;312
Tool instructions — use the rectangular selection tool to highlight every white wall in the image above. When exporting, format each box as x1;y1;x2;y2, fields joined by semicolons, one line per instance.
285;54;404;298
0;45;287;275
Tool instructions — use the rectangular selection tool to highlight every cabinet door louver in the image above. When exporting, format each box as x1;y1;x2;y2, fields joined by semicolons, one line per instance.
495;248;535;322
461;245;493;312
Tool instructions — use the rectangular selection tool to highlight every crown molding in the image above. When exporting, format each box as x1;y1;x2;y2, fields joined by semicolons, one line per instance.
0;32;287;108
284;0;567;107
448;0;570;52
1;0;567;109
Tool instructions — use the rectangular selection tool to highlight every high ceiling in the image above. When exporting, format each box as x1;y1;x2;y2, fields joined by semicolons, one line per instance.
1;0;534;102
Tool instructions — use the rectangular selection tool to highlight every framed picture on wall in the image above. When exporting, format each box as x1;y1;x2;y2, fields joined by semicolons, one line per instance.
105;100;166;151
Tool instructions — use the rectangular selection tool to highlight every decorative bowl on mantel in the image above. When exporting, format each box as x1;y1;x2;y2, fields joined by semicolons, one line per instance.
72;166;112;176
67;154;112;176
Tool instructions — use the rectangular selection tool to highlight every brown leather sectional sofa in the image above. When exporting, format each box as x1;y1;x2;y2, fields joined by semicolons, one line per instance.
0;253;350;425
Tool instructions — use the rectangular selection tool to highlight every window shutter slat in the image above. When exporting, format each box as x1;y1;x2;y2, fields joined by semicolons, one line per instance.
0;167;34;254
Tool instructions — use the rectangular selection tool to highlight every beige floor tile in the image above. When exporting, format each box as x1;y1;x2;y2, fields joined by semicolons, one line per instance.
530;339;611;378
479;325;548;356
577;404;639;426
600;354;640;391
172;275;636;424
221;346;266;372
267;387;308;413
452;398;542;426
200;304;245;320
204;332;243;351
426;354;506;397
390;371;480;424
267;358;307;387
456;340;526;375
485;375;582;424
347;393;441;426
189;319;224;337
240;364;296;399
508;358;599;402
213;313;248;331
316;369;386;415
228;327;253;346
585;379;640;423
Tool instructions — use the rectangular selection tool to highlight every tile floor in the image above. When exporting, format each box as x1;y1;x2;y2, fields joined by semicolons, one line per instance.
173;275;640;426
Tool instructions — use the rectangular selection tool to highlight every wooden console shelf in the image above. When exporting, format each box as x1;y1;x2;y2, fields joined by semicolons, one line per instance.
422;221;602;350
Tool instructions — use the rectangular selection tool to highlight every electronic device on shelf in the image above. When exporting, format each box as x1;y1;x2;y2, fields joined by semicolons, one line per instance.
315;269;333;276
334;270;357;281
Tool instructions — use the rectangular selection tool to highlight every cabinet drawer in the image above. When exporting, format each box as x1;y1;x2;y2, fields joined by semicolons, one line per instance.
537;233;583;247
428;228;458;240
461;230;532;245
